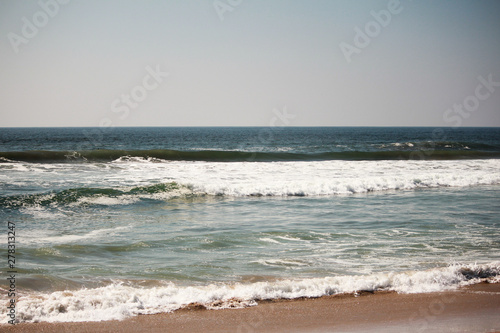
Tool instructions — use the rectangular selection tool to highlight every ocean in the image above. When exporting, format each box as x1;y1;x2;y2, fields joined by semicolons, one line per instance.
1;126;500;323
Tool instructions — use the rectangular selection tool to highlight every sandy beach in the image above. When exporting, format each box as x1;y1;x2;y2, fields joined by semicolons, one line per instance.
3;283;499;333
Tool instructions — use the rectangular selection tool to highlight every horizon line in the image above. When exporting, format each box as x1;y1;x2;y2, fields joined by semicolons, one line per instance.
2;125;500;129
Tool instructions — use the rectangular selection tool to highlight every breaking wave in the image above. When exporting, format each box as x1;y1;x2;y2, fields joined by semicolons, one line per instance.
2;158;500;208
1;262;498;324
0;182;193;209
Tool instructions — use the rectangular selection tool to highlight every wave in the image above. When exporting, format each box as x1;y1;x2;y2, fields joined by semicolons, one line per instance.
1;148;500;163
2;158;500;208
376;141;498;150
1;262;498;324
0;182;194;209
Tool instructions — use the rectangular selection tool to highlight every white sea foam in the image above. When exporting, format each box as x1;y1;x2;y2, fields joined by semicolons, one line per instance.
276;235;305;242
113;156;165;164
71;195;140;207
3;159;500;206
21;226;131;245
19;206;67;219
259;237;281;244
155;159;500;197
255;259;311;267
2;262;498;324
72;186;195;207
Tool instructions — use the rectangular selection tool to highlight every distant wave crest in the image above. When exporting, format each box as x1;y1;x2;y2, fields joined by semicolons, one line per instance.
1;147;500;163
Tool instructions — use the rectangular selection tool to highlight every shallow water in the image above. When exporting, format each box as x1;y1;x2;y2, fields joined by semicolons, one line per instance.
1;127;499;323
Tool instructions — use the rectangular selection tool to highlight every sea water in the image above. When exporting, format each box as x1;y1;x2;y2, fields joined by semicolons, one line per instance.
0;127;499;323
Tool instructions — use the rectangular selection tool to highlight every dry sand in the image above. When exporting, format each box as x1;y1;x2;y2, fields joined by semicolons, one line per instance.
2;283;499;333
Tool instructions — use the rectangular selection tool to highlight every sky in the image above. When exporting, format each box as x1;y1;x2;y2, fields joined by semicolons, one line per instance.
0;0;499;127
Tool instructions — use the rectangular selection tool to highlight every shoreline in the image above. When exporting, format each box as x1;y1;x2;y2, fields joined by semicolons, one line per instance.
3;283;500;332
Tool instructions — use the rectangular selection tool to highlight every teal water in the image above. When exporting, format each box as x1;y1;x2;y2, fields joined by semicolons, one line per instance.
15;186;500;283
1;127;499;323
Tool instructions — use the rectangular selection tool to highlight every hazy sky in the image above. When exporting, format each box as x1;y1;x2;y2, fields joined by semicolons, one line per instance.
1;0;499;127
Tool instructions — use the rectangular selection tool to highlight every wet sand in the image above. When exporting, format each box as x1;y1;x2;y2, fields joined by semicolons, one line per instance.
3;283;500;333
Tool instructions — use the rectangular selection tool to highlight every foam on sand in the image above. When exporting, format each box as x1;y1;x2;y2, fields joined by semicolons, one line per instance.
2;262;498;324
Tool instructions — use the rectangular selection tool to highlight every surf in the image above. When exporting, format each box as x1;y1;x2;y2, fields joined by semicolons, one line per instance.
1;148;500;163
